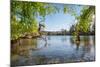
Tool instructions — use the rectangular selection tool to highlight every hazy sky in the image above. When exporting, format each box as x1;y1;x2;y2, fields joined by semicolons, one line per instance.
38;4;84;31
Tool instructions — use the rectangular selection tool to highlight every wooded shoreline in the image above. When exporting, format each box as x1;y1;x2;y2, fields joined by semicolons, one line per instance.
11;31;95;44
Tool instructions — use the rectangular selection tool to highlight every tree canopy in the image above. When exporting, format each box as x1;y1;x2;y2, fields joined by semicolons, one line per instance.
75;6;95;33
11;1;62;40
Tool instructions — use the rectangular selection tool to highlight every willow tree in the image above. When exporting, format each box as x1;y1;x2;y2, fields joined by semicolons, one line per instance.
11;1;60;40
75;6;95;41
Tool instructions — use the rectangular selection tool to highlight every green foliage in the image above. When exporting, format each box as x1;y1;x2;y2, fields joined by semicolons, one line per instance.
11;1;60;40
63;5;78;17
75;6;95;34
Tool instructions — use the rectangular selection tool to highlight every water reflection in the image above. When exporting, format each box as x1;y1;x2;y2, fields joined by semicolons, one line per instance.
70;36;95;61
11;36;95;66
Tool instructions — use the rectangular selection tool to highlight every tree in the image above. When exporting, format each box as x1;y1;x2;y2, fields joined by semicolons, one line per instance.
11;1;59;40
74;6;95;41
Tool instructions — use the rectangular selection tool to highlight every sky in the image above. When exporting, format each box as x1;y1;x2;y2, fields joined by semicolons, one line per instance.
45;13;75;31
38;4;84;31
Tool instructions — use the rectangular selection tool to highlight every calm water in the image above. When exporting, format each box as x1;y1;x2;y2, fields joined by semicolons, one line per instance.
11;36;95;66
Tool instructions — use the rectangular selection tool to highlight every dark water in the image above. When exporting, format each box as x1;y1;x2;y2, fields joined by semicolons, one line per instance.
11;36;95;66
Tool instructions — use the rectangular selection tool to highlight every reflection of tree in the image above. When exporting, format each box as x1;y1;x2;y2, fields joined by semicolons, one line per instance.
11;38;49;64
80;36;92;60
11;39;38;59
40;35;48;45
72;36;95;61
70;36;80;51
84;36;91;53
12;38;51;66
40;36;48;47
69;36;80;51
75;41;80;51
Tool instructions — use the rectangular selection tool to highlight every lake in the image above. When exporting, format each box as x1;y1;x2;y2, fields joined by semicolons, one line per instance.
11;35;95;66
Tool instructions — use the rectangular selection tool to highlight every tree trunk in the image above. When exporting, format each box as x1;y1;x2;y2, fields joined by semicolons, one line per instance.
76;32;80;41
76;35;80;41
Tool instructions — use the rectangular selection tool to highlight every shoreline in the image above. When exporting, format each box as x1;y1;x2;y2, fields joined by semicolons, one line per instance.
11;34;95;44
